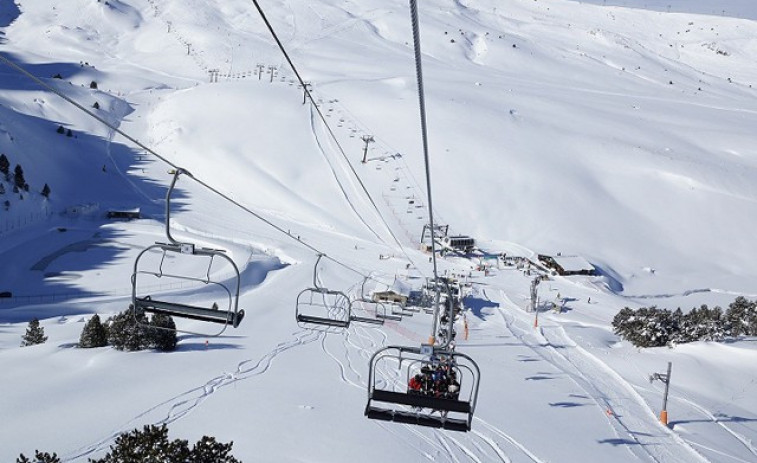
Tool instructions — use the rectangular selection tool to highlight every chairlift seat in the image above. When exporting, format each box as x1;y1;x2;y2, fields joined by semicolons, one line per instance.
135;297;244;328
365;406;470;432
296;313;350;328
369;389;471;413
351;315;385;325
376;312;402;322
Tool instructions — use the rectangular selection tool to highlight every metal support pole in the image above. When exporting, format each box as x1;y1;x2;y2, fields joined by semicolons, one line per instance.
361;135;374;163
268;66;276;83
530;277;539;313
256;64;264;80
651;362;672;426
302;82;311;104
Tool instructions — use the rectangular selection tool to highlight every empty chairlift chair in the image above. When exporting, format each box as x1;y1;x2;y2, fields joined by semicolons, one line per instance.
348;277;386;325
365;345;480;432
295;254;353;329
131;243;245;335
130;168;244;337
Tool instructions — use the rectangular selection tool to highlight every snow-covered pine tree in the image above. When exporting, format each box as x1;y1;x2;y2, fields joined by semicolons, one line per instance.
726;296;757;337
107;307;149;351
21;318;47;347
612;306;675;347
680;305;725;342
148;313;177;351
79;314;108;348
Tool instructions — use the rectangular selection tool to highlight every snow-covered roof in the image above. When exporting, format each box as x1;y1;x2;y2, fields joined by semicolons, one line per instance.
551;255;594;272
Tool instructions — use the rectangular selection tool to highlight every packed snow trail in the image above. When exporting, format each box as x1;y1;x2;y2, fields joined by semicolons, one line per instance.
497;299;710;463
310;286;552;463
670;392;757;461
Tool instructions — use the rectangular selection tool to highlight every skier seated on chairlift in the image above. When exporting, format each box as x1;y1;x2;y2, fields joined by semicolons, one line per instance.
408;373;423;395
407;360;461;402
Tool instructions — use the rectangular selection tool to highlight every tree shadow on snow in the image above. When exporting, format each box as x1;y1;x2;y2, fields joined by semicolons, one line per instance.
670;415;757;428
0;2;21;43
0;51;108;92
0;53;194;321
597;438;642;446
177;342;243;352
549;401;589;408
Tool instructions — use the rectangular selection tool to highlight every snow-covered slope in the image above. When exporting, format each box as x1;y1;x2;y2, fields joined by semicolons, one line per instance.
1;0;756;461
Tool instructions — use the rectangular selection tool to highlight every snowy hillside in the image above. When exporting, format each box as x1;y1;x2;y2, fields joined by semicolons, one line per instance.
1;0;756;462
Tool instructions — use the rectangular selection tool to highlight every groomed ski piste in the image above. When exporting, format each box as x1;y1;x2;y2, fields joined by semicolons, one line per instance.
1;0;757;461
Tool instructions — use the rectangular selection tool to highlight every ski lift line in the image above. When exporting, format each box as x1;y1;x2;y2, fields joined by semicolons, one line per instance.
0;55;391;289
247;0;426;278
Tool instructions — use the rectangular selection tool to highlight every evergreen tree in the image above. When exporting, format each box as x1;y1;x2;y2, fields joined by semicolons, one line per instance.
13;164;26;190
189;436;241;463
612;306;673;348
148;313;177;352
726;296;757;337
56;125;65;134
107;307;149;351
16;450;60;463
0;183;5;195
88;424;190;463
668;308;686;344
41;183;51;198
88;425;240;463
79;314;108;348
679;305;725;342
0;153;9;176
21;318;48;347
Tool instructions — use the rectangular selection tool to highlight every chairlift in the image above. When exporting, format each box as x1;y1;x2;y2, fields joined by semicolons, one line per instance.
364;0;483;432
349;277;386;325
365;345;480;432
350;299;386;325
295;254;352;329
131;168;245;336
376;301;402;322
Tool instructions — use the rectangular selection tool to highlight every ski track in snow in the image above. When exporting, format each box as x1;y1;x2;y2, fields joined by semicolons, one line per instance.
61;328;321;462
307;286;549;463
5;1;757;461
671;393;757;460
498;291;710;463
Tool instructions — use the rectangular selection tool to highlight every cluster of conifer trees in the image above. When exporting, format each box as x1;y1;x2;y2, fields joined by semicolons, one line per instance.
612;296;757;348
18;424;240;462
22;308;177;352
